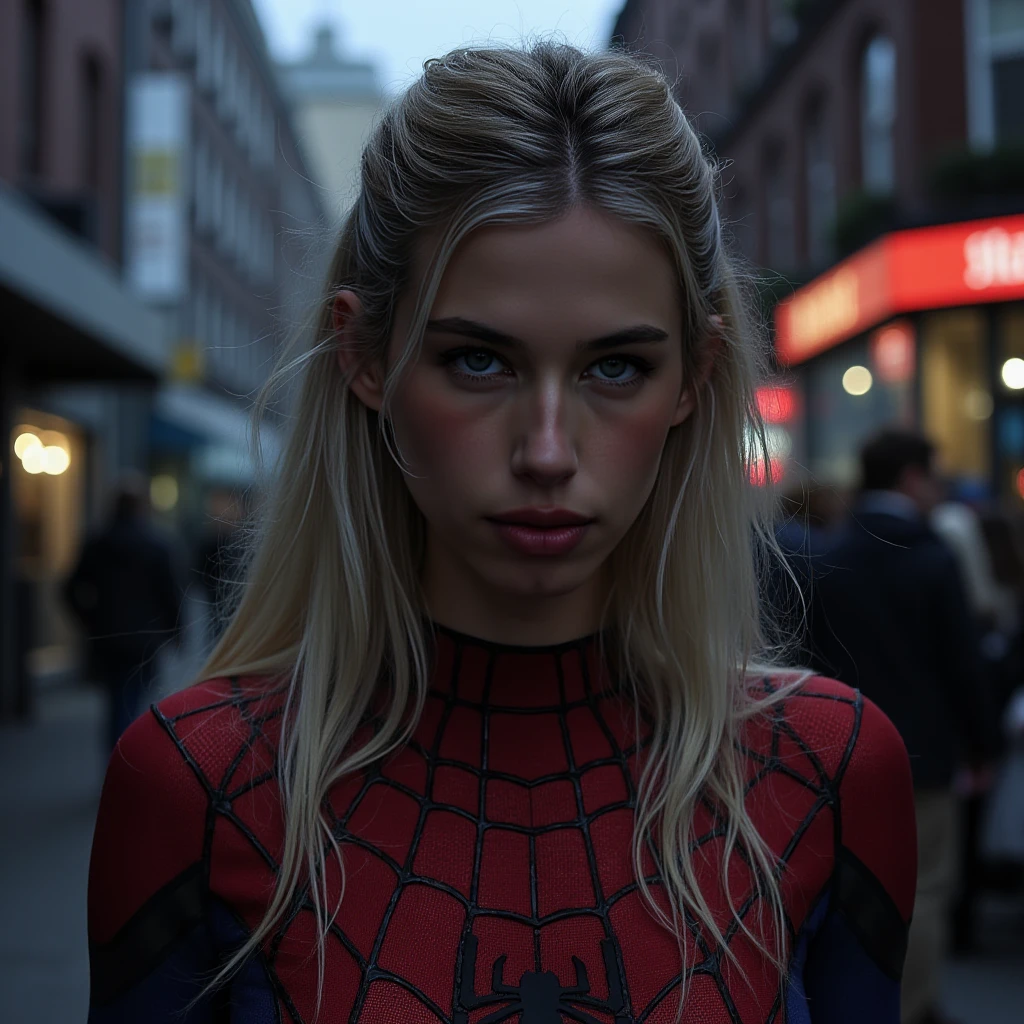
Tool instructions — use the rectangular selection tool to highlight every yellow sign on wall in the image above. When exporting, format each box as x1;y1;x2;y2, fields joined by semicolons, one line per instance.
171;339;205;382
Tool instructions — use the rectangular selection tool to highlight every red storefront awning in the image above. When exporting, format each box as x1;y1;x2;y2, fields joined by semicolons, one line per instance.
775;213;1024;366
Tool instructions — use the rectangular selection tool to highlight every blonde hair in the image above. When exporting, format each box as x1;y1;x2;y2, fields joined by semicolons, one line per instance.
196;40;796;1018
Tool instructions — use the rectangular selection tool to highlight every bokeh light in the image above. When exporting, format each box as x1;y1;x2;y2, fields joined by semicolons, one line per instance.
842;365;873;396
150;475;180;512
1001;358;1024;390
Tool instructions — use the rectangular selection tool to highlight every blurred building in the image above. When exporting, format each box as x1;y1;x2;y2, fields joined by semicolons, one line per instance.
0;0;170;716
278;23;383;223
612;0;1024;494
0;0;326;720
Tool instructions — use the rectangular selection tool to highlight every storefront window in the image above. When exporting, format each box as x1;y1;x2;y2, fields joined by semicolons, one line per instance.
921;309;991;485
996;304;1024;500
11;410;87;682
805;333;914;486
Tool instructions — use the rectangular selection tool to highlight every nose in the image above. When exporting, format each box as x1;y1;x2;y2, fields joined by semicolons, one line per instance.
509;379;579;487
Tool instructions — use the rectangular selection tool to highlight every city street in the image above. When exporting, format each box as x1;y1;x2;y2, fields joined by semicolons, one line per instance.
2;670;1022;1023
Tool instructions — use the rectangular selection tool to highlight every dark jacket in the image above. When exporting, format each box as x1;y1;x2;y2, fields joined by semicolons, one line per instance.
808;506;991;788
64;516;184;675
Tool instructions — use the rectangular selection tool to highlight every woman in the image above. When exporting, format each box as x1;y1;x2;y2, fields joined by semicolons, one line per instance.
86;43;915;1023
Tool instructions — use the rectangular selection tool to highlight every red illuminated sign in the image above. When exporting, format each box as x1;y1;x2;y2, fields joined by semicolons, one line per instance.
775;214;1024;365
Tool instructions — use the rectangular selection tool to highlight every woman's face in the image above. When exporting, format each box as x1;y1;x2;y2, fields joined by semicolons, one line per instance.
347;205;697;638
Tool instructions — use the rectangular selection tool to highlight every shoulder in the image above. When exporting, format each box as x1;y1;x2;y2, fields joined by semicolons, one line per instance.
750;674;916;924
750;674;911;796
88;676;286;945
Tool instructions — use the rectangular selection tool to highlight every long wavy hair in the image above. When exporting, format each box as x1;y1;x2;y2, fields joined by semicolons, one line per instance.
194;40;797;1017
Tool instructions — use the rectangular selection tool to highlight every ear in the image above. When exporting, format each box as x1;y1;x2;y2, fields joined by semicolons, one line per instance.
671;314;723;426
334;289;384;412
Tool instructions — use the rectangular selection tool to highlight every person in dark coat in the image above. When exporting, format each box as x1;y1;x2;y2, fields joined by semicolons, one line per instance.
64;474;185;755
807;429;993;1024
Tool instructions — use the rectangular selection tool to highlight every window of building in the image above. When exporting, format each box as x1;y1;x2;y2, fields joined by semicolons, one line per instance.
922;309;990;483
211;153;224;233
968;0;1024;145
804;96;836;268
729;0;756;95
211;16;226;99
81;54;103;193
221;41;237;123
861;35;897;193
223;178;236;256
170;0;195;58
764;145;795;271
19;0;47;178
195;0;211;89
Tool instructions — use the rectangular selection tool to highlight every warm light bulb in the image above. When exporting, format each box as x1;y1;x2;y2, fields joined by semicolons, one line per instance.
842;365;873;396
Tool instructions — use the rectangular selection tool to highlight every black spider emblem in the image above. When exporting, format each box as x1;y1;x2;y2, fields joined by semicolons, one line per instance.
454;933;629;1024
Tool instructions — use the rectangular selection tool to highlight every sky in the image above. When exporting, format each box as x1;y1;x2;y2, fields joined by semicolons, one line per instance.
251;0;626;93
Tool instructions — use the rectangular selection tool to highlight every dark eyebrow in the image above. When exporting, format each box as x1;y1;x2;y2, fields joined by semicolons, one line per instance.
425;317;669;352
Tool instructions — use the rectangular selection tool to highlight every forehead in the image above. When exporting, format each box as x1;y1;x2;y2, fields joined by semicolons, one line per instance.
426;206;681;340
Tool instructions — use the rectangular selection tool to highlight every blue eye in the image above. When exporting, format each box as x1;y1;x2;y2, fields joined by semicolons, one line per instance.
591;358;637;382
440;346;653;390
455;350;501;375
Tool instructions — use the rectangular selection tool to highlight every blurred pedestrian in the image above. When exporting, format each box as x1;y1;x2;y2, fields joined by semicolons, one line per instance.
932;486;1013;951
63;473;185;755
808;429;993;1024
766;484;840;664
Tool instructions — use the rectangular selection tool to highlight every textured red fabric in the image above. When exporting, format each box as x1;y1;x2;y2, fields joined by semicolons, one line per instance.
89;628;916;1022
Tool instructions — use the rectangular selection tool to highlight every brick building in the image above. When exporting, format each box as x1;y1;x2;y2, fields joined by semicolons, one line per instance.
612;0;1024;492
0;0;325;719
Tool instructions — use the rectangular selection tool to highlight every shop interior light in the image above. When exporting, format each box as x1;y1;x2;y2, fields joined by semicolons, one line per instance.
21;445;45;474
842;365;873;396
1002;358;1024;390
42;446;70;475
965;388;994;421
14;430;41;459
1016;468;1024;500
13;424;71;475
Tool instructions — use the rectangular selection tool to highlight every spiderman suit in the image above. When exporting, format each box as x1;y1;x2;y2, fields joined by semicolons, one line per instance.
88;624;916;1023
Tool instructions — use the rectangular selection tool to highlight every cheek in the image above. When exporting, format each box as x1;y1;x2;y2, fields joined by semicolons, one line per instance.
391;378;499;485
589;404;676;499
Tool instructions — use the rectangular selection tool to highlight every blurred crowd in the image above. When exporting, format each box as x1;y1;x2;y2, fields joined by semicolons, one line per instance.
774;427;1024;1024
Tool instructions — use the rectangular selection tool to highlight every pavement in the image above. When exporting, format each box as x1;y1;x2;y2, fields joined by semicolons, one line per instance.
1;603;1022;1022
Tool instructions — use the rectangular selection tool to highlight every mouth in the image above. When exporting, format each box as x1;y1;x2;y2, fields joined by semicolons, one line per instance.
486;509;595;557
488;508;595;528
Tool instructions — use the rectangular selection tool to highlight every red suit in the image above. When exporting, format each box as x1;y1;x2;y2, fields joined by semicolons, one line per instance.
88;624;916;1022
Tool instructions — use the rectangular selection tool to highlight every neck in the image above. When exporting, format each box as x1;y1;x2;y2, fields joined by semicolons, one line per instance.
420;543;610;647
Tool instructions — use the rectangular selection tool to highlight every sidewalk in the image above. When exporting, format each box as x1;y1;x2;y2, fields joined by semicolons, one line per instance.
0;589;211;1024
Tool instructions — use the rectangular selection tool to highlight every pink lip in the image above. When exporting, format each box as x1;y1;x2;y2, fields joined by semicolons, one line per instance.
490;521;591;556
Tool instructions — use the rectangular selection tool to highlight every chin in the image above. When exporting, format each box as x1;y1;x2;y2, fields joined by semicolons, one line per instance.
483;558;599;600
